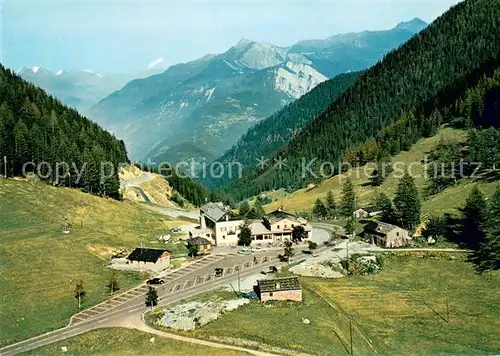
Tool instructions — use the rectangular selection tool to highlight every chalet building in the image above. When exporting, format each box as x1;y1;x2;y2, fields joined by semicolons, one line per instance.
257;277;302;302
249;209;312;245
126;247;170;271
189;202;244;247
354;206;382;219
363;221;412;248
186;236;213;255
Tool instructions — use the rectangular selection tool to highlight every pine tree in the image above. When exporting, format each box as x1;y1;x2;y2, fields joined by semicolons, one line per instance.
461;186;487;249
239;201;251;217
375;192;394;224
393;173;421;230
340;178;356;218
313;198;328;219
475;186;500;271
145;286;158;309
325;191;337;219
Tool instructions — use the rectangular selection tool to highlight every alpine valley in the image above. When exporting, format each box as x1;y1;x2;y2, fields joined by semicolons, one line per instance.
88;19;427;163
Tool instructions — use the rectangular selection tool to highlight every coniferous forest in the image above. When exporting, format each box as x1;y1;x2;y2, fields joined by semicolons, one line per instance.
220;0;500;200
206;71;360;188
0;65;128;198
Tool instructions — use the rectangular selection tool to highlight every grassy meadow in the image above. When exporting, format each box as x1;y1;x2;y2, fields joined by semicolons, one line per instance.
0;179;187;347
23;327;248;356
261;127;498;216
148;254;500;355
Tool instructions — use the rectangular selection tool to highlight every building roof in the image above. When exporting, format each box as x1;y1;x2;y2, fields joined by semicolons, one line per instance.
264;209;299;224
201;202;241;222
364;221;407;236
127;248;168;263
357;205;381;214
257;277;301;293
187;237;212;246
249;222;271;235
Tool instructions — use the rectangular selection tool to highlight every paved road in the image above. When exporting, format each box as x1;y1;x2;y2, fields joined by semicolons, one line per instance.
120;172;155;190
0;239;330;356
144;204;200;220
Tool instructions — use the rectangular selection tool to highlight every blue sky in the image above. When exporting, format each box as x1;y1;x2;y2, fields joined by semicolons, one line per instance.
2;0;462;73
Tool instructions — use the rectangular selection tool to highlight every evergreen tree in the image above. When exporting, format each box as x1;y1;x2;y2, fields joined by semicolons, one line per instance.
292;225;307;243
237;224;252;246
325;191;337;218
145;286;158;309
461;186;488;249
313;198;328;219
393;173;421;230
239;201;251;217
340;178;356;218
475;186;500;271
375;192;394;224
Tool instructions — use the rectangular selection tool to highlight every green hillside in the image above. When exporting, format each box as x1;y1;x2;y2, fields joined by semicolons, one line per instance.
261;126;498;216
0;179;187;347
0;65;128;198
223;0;500;200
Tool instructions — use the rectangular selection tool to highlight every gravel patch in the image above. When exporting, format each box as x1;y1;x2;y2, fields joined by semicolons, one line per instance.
156;299;250;331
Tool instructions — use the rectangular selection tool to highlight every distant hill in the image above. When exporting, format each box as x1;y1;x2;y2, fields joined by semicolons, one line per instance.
89;21;426;162
0;64;128;198
221;0;500;200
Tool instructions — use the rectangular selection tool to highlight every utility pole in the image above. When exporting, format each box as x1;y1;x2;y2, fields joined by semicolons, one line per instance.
3;155;7;178
235;265;241;297
445;285;449;323
349;316;353;356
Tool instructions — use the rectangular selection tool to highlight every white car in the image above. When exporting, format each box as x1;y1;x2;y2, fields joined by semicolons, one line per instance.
251;246;266;252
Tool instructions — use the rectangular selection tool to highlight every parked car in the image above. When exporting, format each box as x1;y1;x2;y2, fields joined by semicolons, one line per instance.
269;265;278;273
238;248;251;255
147;278;164;285
251;246;266;252
170;226;182;232
214;268;223;277
312;253;319;258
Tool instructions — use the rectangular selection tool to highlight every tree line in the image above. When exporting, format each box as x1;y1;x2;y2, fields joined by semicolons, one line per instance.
0;65;128;198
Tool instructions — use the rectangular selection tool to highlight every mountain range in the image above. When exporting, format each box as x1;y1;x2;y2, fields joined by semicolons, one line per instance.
17;66;165;114
88;18;427;163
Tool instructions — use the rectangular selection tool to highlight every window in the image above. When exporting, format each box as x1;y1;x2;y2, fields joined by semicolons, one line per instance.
269;292;273;297
396;232;400;237
292;224;294;228
277;225;280;229
284;225;287;229
223;235;226;239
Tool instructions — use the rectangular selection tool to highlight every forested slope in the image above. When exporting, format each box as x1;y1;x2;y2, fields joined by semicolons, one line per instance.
206;71;360;188
0;64;128;198
222;0;500;200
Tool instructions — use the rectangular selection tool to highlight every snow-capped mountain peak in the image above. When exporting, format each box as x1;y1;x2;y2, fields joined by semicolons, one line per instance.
32;66;40;73
81;69;102;78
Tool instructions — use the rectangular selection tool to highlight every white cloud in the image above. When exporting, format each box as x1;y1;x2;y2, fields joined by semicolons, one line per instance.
148;57;164;70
